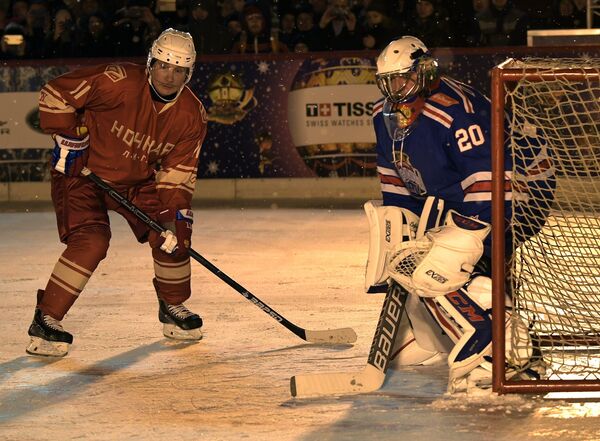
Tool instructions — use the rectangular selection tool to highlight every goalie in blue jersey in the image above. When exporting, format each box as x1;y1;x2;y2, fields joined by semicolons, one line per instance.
364;36;554;392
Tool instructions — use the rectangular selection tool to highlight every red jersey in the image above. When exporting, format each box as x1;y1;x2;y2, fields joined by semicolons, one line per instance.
39;63;207;210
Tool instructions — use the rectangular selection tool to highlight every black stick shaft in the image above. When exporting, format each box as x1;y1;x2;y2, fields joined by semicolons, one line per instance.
83;168;311;340
366;281;408;374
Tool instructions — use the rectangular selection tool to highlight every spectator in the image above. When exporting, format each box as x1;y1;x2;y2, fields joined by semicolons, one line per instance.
309;0;328;23
9;0;29;27
80;0;101;16
0;8;7;33
46;8;77;58
444;0;483;46
77;12;113;57
224;14;243;43
390;0;413;32
361;0;396;50
113;0;161;56
473;0;490;12
278;11;297;50
231;4;288;53
463;0;489;46
293;7;323;51
157;0;190;30
317;0;362;51
188;0;232;54
571;0;594;26
25;0;51;58
405;0;452;48
547;0;586;29
475;0;528;46
220;0;245;23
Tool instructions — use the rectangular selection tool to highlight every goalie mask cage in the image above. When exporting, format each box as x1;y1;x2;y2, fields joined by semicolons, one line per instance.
491;58;600;394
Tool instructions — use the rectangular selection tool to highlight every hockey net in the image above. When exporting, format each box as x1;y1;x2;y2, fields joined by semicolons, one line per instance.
491;58;600;393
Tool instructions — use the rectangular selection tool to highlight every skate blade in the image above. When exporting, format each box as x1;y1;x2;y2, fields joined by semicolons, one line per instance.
26;337;69;357
163;323;203;341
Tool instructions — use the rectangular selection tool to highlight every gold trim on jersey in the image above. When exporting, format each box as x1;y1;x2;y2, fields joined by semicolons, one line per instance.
156;165;197;195
103;65;128;83
49;256;93;296
70;80;91;100
39;85;76;114
153;258;191;284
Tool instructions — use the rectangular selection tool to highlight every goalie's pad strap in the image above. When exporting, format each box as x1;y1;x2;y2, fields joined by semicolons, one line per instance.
416;196;444;238
364;200;419;293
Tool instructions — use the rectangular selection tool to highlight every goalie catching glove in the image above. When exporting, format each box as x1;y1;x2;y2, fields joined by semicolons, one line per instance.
388;210;491;297
51;127;90;177
149;208;194;257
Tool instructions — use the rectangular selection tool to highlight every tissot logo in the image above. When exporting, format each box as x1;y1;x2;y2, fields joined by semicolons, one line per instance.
306;102;374;117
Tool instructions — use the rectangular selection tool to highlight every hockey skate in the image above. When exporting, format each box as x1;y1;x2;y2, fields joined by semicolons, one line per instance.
154;279;203;340
26;308;73;357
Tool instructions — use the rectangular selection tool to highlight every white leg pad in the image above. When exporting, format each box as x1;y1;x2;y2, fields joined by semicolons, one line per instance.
364;200;419;293
389;293;452;368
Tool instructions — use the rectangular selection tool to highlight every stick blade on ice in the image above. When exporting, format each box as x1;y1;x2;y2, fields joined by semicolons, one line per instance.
305;327;357;344
290;364;384;397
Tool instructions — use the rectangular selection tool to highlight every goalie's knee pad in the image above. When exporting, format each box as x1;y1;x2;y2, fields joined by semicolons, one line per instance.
364;200;419;293
466;276;534;368
389;293;451;369
420;276;493;384
423;275;535;390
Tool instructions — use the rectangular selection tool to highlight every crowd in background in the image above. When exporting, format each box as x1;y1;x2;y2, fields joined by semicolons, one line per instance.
0;0;597;181
0;0;598;59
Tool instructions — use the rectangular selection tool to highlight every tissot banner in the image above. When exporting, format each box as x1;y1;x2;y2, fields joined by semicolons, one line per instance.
2;48;597;178
0;92;53;149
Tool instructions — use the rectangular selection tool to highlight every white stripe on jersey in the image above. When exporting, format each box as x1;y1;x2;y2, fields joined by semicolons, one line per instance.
464;192;511;202
460;171;514;189
423;103;453;128
460;171;492;190
372;99;384;117
442;78;474;114
381;183;411;196
377;165;400;177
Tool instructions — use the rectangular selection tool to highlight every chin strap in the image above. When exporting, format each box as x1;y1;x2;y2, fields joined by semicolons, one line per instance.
147;75;183;103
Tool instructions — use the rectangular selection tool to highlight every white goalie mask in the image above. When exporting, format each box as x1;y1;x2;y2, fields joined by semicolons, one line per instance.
147;28;196;99
375;36;439;104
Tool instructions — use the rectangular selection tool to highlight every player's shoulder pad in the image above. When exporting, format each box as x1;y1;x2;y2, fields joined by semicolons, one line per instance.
96;63;147;88
102;64;128;83
428;92;459;107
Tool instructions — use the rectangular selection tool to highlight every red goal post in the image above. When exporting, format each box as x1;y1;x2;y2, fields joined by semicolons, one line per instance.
491;58;600;394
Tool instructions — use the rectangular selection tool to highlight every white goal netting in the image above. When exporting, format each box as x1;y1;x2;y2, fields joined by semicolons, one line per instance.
505;58;600;381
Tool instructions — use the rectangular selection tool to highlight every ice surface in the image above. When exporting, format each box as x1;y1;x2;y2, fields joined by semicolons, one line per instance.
1;208;599;441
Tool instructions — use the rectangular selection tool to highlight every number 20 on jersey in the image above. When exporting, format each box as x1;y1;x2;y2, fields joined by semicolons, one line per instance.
455;124;485;152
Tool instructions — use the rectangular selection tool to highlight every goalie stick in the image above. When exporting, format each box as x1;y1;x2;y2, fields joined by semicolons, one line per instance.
81;167;357;345
290;281;408;397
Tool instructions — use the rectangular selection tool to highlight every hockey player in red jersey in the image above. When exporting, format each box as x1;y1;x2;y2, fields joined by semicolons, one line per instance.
27;28;208;357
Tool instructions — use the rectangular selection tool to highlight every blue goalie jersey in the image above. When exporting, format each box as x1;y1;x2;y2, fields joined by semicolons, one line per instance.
373;76;555;259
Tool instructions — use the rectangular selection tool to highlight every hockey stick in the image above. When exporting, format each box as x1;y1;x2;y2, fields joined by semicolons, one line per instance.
290;280;408;397
81;167;357;344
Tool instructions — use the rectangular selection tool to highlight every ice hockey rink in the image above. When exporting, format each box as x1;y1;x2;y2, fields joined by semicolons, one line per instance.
1;207;599;441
